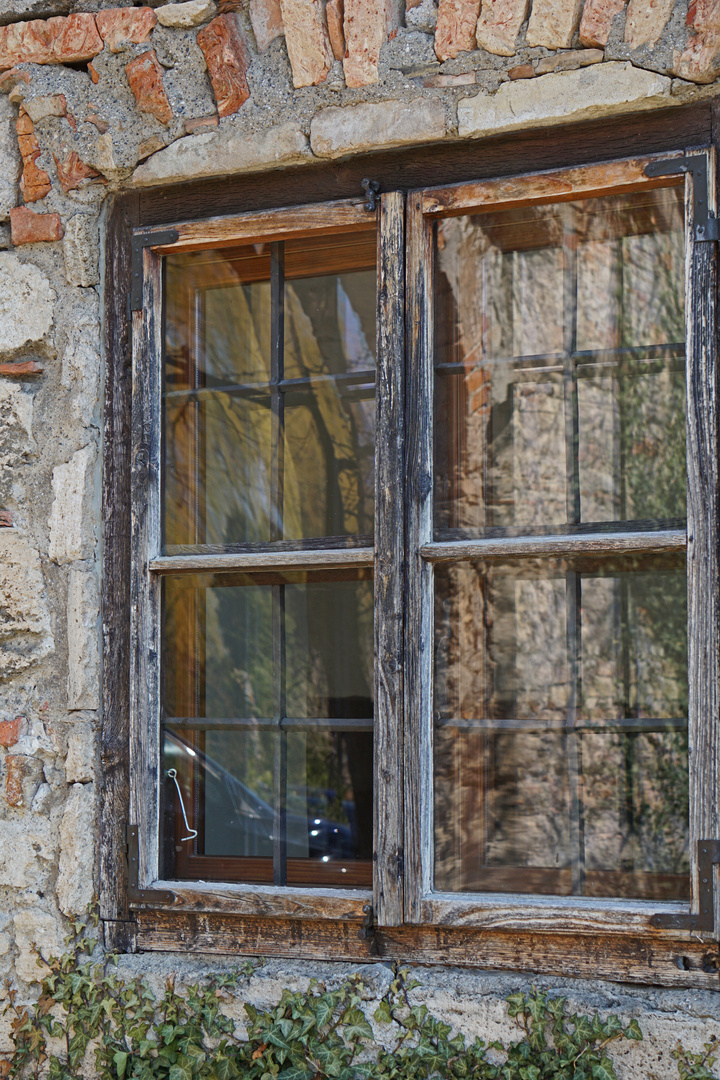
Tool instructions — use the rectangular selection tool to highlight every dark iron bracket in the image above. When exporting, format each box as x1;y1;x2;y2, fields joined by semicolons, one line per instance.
129;228;179;315
644;155;718;242
651;840;720;932
126;824;176;906
362;179;380;212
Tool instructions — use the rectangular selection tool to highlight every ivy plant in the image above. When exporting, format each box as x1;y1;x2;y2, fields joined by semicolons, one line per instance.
0;917;704;1080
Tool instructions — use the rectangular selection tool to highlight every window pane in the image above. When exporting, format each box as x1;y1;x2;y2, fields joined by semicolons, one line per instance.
433;555;688;899
163;233;376;549
434;187;686;536
161;568;373;887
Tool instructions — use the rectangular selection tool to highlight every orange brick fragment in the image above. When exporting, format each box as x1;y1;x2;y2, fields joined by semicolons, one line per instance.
674;0;720;81
280;0;333;87
53;151;102;194
183;114;220;133
0;362;43;376
508;62;534;77
0;717;25;747
579;0;626;46
0;509;13;524
10;206;64;245
343;0;385;86
96;7;157;51
197;14;251;116
476;0;529;56
125;50;173;124
0;13;103;69
16;107;51;203
435;0;480;59
326;0;345;60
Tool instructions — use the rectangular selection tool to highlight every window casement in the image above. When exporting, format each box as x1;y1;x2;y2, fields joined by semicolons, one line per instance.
127;147;720;984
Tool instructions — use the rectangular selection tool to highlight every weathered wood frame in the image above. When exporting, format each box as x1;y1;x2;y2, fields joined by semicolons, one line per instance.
105;108;720;983
404;149;718;933
130;195;406;925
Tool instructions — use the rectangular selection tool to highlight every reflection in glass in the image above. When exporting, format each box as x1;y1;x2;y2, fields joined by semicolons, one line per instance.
434;188;686;536
164;233;376;549
433;556;689;899
161;568;373;886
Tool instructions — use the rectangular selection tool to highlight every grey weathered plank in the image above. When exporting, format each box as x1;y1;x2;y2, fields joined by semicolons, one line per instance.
404;192;435;924
147;881;370;920
374;191;406;927
149;549;374;573
422;529;686;563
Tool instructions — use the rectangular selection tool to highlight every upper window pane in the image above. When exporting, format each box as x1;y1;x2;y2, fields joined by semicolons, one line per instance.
163;231;377;551
434;187;686;537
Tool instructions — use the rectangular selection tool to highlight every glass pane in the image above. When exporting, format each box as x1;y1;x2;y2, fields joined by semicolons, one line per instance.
161;568;373;887
434;187;686;536
164;232;376;549
433;555;688;899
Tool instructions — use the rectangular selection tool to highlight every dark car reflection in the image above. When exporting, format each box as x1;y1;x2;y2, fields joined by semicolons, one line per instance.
164;729;357;861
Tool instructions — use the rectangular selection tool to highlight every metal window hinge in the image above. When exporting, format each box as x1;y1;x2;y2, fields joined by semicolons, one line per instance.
358;903;383;955
644;155;718;242
650;840;720;932
129;228;179;316
361;179;380;213
126;824;176;906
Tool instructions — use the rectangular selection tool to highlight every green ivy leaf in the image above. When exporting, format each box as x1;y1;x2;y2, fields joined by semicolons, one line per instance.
624;1020;643;1042
342;1009;373;1042
113;1051;128;1080
591;1058;618;1080
169;1055;195;1080
373;1002;392;1025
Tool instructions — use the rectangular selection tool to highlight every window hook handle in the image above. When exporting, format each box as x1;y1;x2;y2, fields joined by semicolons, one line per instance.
167;768;198;843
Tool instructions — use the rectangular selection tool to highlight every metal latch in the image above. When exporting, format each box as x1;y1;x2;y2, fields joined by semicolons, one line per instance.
126;824;176;906
129;228;179;315
650;840;720;932
644;155;718;242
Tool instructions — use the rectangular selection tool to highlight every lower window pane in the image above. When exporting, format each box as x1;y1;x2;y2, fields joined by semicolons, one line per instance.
161;568;373;887
433;554;689;899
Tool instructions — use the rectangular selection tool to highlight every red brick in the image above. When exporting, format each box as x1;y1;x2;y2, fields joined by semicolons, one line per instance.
10;206;64;245
85;113;109;133
5;756;24;807
475;0;529;57
526;0;583;48
508;62;534;77
435;0;480;59
688;0;720;32
16;107;51;204
125;50;173;125
343;0;385;86
0;362;43;377
96;7;157;52
0;14;102;70
53;151;102;194
250;0;285;51
624;0;674;48
183;113;220;132
278;0;333;86
0;717;25;748
197;14;251;115
579;0;626;47
88;61;100;84
674;30;720;80
326;0;345;61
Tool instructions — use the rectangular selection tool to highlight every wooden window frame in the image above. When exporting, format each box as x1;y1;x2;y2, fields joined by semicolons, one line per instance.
103;108;720;986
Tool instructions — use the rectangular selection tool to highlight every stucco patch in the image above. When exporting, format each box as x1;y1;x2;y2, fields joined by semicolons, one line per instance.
0;252;54;355
0;532;54;678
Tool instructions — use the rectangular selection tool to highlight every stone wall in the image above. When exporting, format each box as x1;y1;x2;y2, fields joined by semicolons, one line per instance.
0;0;719;1076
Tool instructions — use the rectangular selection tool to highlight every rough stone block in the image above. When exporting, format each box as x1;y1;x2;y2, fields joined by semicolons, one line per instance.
48;444;96;564
61;292;101;426
0;716;26;747
280;0;333;86
535;47;603;72
57;783;96;915
5;754;43;808
458;61;671;137
0;96;20;223
508;62;533;76
13;909;63;982
183;114;220;133
126;50;173;125
0;253;53;356
10;207;64;245
63;214;100;288
0;820;54;889
526;0;583;47
65;728;96;783
435;0;480;59
624;0;674;47
579;0;626;47
250;0;285;49
197;14;251;115
475;0;528;56
342;0;384;86
96;7;157;51
310;98;446;157
67;570;100;711
0;14;103;69
23;93;67;124
16;107;51;204
133;120;310;184
0;533;53;677
157;0;218;27
673;0;720;81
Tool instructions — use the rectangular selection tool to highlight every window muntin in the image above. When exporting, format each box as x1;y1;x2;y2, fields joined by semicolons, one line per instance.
159;227;377;889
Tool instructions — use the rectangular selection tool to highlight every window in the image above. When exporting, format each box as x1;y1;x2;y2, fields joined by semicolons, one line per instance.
126;149;720;982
